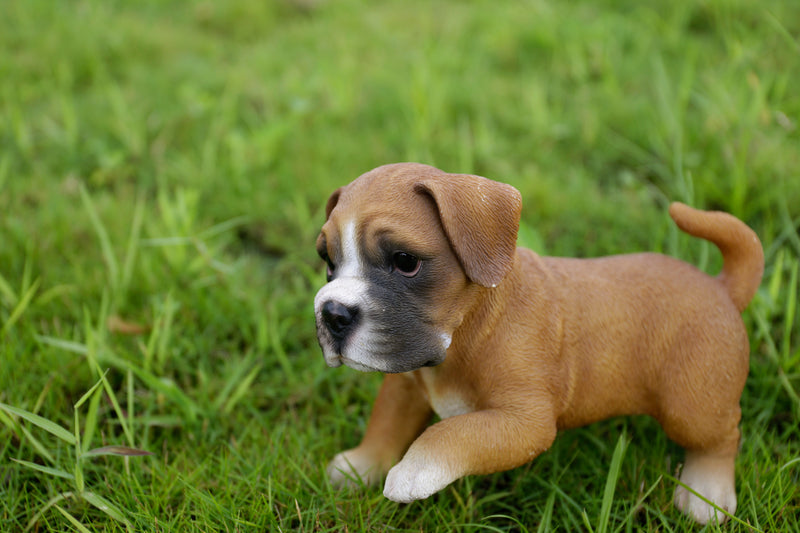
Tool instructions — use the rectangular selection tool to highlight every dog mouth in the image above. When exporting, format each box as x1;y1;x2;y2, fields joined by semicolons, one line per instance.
340;357;383;372
316;312;451;373
319;334;445;373
320;347;383;372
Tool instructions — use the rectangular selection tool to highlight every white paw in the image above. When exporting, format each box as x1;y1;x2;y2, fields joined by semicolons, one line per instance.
327;449;383;488
383;455;455;503
673;456;737;524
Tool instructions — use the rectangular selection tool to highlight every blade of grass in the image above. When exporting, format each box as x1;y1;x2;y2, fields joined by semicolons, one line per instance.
777;370;800;414
35;334;88;355
127;367;135;450
53;505;93;533
0;269;18;305
74;373;107;410
99;348;199;422
81;490;131;526
92;358;136;446
178;476;260;528
81;383;104;455
11;458;75;480
0;155;8;191
463;522;517;533
752;308;781;365
537;491;556;533
782;259;797;361
764;10;800;55
0;278;40;336
767;249;785;306
582;509;595;533
780;457;800;472
269;307;296;386
532;475;584;515
597;432;628;533
21;241;33;298
80;184;119;292
478;514;531;533
283;452;322;494
31;375;54;417
74;408;84;492
143;290;178;373
0;402;77;445
24;492;74;533
18;425;57;464
616;475;663;531
80;305;138;446
83;445;153;457
155;290;177;373
0;408;16;433
31;283;75;307
196;214;251;240
213;355;262;415
121;191;146;297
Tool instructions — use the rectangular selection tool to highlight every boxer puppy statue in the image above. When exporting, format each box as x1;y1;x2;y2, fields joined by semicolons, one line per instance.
314;163;763;524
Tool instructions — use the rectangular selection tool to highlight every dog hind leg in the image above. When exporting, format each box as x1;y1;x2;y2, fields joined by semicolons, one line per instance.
660;401;741;524
673;438;739;524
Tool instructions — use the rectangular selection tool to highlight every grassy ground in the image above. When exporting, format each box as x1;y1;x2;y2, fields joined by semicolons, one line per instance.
1;0;798;530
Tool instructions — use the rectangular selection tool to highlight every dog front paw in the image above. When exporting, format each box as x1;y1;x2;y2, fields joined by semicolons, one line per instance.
383;455;455;503
327;449;383;488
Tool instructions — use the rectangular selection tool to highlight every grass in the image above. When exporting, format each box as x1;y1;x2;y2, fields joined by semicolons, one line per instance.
1;0;799;530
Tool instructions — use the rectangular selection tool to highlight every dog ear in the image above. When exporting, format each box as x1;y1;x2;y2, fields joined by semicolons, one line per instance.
415;175;522;288
324;187;344;219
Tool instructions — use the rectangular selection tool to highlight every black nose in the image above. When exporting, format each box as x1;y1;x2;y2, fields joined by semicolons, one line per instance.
321;301;358;340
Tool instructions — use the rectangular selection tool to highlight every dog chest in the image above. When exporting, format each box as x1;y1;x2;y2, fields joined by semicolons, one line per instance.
413;368;474;419
430;393;473;419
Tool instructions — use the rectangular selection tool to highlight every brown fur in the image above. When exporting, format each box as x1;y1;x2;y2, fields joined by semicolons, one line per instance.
321;163;763;524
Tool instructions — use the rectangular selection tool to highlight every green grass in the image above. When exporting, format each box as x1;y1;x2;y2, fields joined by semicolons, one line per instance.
1;0;799;530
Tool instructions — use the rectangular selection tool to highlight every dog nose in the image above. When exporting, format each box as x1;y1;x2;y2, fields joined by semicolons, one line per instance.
321;301;358;340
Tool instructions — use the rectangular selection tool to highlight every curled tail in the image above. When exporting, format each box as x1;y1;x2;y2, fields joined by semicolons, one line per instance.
669;202;764;312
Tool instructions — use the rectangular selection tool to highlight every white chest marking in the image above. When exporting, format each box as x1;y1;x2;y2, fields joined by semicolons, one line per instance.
430;392;472;419
417;369;473;419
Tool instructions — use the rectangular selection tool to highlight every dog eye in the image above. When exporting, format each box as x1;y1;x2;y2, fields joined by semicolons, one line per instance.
320;252;335;280
392;252;421;277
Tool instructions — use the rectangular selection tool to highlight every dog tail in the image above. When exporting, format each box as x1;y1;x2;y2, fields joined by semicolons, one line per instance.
669;202;764;312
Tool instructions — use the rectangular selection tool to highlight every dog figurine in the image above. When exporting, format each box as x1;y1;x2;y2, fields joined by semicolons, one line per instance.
314;163;763;524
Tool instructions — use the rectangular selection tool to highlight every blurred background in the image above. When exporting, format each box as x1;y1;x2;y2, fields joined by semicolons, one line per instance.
1;0;798;530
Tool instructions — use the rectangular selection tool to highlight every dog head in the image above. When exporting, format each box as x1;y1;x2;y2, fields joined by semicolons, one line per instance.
313;163;522;373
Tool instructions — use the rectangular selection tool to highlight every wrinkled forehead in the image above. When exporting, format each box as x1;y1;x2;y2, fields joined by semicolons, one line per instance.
321;173;444;250
340;164;436;204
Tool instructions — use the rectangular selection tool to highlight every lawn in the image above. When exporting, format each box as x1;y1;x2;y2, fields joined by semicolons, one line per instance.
1;0;798;531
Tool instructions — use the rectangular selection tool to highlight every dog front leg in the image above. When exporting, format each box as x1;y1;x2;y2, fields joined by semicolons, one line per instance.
383;408;556;502
328;373;433;487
